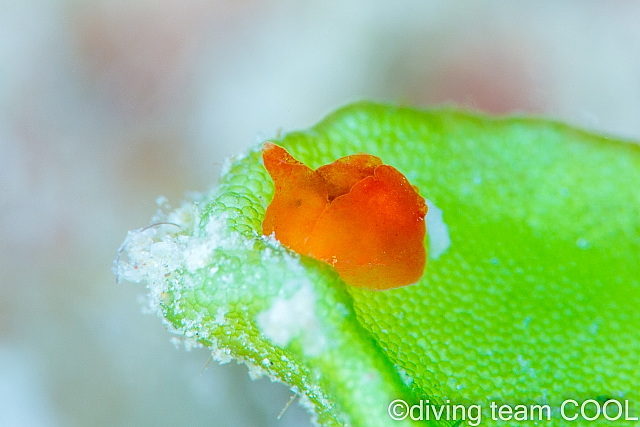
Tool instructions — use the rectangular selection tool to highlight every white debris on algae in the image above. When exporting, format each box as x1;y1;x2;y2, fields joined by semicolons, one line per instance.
113;201;239;315
256;283;326;357
424;198;451;260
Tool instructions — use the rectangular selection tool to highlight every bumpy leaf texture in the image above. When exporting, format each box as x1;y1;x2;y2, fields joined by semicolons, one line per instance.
116;103;640;427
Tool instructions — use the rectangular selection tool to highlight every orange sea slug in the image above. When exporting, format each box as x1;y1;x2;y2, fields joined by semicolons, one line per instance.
262;142;428;291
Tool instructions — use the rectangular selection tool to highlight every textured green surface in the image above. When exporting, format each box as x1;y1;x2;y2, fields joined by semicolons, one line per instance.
117;103;640;426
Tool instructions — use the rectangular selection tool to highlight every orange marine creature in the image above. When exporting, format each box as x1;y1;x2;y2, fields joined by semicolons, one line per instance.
261;142;428;291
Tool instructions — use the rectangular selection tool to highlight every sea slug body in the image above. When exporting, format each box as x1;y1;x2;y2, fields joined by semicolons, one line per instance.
261;142;427;291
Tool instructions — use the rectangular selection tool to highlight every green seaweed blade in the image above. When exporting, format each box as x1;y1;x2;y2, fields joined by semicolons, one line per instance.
116;103;640;427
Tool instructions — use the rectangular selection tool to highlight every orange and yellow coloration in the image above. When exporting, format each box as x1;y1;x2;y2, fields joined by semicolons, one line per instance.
262;142;428;291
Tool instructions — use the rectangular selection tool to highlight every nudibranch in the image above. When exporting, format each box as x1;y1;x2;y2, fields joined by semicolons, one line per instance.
262;142;428;291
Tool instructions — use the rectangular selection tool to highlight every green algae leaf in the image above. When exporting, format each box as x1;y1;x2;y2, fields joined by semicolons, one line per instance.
115;102;640;427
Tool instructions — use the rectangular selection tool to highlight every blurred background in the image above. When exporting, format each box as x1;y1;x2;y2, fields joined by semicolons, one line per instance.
1;1;640;426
